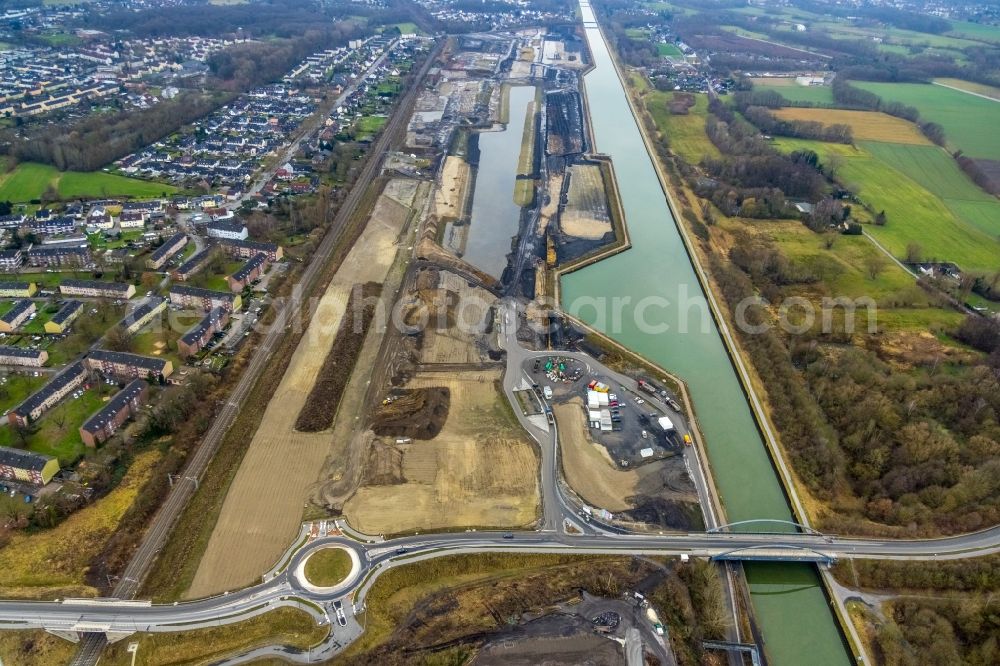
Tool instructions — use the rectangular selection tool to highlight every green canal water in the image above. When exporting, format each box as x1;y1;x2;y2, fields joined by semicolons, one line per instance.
562;3;852;664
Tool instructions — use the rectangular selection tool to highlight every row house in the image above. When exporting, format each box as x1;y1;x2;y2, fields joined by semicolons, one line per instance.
79;379;148;447
169;285;241;313
86;349;173;381
146;232;188;270
59;279;135;300
44;300;83;334
178;306;229;357
9;361;87;427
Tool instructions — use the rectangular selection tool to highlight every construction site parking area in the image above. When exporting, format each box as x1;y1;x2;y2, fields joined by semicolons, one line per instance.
525;356;689;468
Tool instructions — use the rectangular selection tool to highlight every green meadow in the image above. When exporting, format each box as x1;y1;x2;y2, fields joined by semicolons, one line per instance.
0;163;175;203
853;81;1000;159
774;138;1000;272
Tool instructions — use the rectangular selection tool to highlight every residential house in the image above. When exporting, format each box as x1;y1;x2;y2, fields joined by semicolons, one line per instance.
44;300;83;334
0;447;59;485
0;346;47;367
0;299;35;333
0;250;24;273
9;361;88;427
219;239;283;262
26;245;91;268
119;297;167;335
146;232;187;269
205;220;248;240
86;349;172;380
171;247;213;281
169;285;241;312
227;252;268;292
79;379;148;447
59;279;135;300
0;282;36;298
178;306;229;357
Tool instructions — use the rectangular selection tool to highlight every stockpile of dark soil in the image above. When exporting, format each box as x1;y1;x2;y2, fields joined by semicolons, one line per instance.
294;281;382;432
372;387;450;440
624;497;704;531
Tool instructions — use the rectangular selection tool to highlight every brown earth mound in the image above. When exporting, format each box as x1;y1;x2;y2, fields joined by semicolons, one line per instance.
372;387;450;440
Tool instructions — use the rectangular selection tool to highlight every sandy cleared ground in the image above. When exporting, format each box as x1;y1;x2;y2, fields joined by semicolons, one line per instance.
433;156;471;221
772;108;932;144
187;181;414;598
554;400;689;512
343;370;540;533
560;163;611;240
417;273;494;364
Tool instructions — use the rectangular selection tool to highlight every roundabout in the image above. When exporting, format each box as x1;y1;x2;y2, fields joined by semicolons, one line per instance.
293;544;363;596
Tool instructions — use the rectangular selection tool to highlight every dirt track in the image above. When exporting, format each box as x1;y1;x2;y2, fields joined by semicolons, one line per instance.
343;370;540;533
186;182;415;597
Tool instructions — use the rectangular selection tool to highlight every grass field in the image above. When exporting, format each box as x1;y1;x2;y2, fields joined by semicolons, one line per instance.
0;450;160;599
637;84;720;165
715;217;966;341
657;43;683;57
946;20;1000;45
771;108;931;144
853;81;1000;159
775;138;1000;271
933;78;1000;101
101;607;327;665
0;374;47;416
0;386;113;464
0;630;77;666
389;21;419;35
0;162;175;203
355;115;387;137
303;548;352;587
860;141;1000;239
753;79;835;105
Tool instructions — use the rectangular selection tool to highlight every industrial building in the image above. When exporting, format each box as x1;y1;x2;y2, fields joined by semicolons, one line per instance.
9;361;88;427
0;446;59;485
86;349;173;380
0;346;47;367
178;306;229;357
169;284;241;312
79;379;148;447
59;279;136;300
0;299;36;333
44;300;84;334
